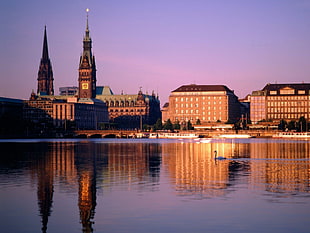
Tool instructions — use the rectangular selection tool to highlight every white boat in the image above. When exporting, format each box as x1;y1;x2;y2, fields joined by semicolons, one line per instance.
217;134;253;139
149;132;199;139
273;132;310;139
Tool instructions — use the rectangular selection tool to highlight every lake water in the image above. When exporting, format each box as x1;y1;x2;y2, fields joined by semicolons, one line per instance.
0;138;309;233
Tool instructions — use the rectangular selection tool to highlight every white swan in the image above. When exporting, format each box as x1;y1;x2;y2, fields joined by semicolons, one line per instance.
214;150;226;160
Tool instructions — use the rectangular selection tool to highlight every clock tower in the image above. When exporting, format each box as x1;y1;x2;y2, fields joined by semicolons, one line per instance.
78;9;97;99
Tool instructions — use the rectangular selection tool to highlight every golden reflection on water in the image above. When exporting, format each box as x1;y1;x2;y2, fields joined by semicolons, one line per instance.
1;139;309;233
161;139;310;198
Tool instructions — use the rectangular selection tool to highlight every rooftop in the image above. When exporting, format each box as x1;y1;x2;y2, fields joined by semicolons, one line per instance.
262;83;310;91
172;84;234;93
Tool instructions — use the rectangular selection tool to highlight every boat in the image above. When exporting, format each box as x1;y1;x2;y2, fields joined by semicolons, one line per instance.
273;132;310;139
149;132;199;139
217;134;253;139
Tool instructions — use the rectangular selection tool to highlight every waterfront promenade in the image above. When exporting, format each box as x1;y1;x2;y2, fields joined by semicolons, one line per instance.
73;129;277;138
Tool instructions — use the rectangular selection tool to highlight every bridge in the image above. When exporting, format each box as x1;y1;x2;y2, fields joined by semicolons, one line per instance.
73;130;145;138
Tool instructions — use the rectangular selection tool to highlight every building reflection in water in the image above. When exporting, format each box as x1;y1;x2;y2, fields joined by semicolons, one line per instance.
28;142;78;233
1;139;308;232
161;141;251;198
103;142;162;190
162;139;309;199
250;140;310;195
75;143;99;233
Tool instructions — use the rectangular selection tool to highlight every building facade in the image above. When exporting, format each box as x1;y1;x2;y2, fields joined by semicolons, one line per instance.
96;86;161;129
250;83;310;124
164;84;241;124
52;97;108;130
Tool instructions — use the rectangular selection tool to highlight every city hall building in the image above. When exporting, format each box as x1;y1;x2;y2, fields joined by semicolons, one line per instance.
250;83;310;124
164;84;241;124
96;86;161;129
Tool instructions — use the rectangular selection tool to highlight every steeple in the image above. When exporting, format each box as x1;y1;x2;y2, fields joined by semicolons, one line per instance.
37;26;54;96
78;9;97;99
42;26;49;61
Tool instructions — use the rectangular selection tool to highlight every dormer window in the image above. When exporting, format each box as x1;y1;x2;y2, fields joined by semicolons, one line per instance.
280;87;294;95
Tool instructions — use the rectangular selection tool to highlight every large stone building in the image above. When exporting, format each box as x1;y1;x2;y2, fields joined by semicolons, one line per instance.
96;86;161;129
250;83;310;124
163;84;241;124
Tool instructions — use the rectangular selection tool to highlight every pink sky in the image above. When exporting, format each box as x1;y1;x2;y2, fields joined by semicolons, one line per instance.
1;0;309;105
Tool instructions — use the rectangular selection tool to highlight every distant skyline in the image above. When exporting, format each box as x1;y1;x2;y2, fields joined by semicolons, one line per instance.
1;0;310;104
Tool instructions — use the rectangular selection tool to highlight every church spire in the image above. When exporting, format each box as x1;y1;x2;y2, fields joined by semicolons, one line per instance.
37;26;54;96
42;26;49;61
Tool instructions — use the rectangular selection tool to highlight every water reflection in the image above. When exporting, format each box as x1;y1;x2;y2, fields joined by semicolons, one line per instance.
0;139;309;233
162;141;251;198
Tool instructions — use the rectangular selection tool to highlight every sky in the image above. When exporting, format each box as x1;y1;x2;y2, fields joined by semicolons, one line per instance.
1;0;310;105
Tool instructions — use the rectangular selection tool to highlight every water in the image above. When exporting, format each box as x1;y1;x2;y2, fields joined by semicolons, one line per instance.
0;138;309;233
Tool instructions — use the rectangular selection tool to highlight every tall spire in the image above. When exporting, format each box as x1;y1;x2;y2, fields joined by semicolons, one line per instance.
86;8;90;34
42;26;49;61
37;26;54;96
78;9;97;99
83;8;92;52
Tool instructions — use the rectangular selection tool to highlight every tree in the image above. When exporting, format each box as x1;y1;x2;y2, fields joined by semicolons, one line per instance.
278;119;287;131
173;120;181;130
163;119;173;131
187;120;194;130
287;120;296;131
153;118;163;131
297;116;307;132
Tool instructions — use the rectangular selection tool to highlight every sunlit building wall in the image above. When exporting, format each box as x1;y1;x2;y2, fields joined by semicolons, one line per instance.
250;83;310;124
165;84;241;124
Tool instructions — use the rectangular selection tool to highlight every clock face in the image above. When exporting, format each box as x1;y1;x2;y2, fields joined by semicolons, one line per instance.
82;83;88;90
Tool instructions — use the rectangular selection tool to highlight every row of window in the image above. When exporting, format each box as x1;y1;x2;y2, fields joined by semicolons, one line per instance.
110;109;144;113
267;108;308;113
267;114;309;119
174;116;223;121
174;101;224;108
267;95;309;100
268;101;307;107
175;109;224;114
174;96;224;102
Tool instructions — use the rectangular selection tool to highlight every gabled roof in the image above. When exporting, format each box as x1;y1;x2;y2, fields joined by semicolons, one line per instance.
96;86;114;95
172;84;233;93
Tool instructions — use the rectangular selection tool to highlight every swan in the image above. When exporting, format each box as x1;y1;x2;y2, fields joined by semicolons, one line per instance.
214;150;226;160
